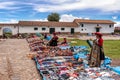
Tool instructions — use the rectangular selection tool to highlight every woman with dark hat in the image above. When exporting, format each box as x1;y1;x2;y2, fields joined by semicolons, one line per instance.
89;32;105;67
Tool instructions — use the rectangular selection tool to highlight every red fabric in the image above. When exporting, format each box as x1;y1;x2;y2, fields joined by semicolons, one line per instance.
98;38;103;47
52;35;58;41
63;38;67;43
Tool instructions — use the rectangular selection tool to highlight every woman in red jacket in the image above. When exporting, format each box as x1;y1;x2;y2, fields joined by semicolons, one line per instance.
95;32;105;60
89;32;105;67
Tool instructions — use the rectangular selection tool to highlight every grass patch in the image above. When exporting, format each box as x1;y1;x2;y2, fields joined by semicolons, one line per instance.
59;38;89;46
59;38;120;59
104;40;120;59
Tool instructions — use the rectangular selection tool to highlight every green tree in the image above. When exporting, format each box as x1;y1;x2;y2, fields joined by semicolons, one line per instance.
47;13;60;22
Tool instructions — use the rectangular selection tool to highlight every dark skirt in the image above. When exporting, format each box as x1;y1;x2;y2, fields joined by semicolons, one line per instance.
100;47;105;60
49;40;58;46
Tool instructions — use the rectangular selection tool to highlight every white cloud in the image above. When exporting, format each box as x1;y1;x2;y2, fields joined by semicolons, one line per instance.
32;18;48;21
84;17;90;20
9;19;18;23
114;21;120;27
112;16;118;20
60;14;89;22
0;18;48;23
1;0;120;13
60;14;81;22
0;19;18;23
1;0;120;12
31;14;82;22
29;14;89;22
30;14;89;22
43;0;69;4
36;0;77;4
34;0;120;12
0;1;20;10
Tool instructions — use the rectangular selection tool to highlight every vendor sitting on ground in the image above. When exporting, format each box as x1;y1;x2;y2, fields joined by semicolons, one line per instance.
49;32;59;46
61;38;67;45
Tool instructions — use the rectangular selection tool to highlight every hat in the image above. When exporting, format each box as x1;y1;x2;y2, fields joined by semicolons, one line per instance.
64;38;66;39
94;32;102;37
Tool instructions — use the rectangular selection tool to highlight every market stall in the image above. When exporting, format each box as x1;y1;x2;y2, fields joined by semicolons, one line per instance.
26;37;120;80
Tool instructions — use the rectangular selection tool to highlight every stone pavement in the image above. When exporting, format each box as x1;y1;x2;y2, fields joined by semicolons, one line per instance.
0;39;41;80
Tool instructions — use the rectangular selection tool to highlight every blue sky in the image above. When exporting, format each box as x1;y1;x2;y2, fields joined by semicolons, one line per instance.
0;0;120;26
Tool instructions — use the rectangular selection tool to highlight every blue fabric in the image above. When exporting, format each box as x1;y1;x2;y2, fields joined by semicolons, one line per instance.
36;62;40;69
101;56;112;69
74;46;88;50
73;46;89;60
79;46;88;49
59;46;71;50
102;56;112;66
39;71;46;80
45;36;52;41
73;52;87;60
112;66;120;75
73;46;88;53
36;33;42;37
73;54;79;60
34;57;41;69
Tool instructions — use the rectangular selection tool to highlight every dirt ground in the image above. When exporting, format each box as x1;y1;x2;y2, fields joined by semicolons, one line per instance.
0;38;119;80
111;59;120;66
0;39;41;80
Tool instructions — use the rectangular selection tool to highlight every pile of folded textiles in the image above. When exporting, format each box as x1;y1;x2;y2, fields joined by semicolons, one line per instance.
26;37;120;80
35;56;118;80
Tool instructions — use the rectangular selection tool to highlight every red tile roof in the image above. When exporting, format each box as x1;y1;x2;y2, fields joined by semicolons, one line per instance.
18;21;78;27
74;19;116;24
0;19;116;27
0;23;18;26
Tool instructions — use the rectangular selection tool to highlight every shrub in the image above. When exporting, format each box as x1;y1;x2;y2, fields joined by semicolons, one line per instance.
4;32;12;38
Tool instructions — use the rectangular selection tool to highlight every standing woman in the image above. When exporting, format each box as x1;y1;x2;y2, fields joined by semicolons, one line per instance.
89;32;105;67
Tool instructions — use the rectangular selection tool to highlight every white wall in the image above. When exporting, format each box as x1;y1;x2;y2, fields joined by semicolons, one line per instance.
50;27;80;33
100;24;114;33
79;24;95;33
1;26;18;35
19;26;49;33
19;26;80;33
79;23;114;33
0;23;114;35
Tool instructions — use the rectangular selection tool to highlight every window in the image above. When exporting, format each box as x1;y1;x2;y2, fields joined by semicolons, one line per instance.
34;27;38;30
61;28;65;30
81;29;83;31
109;25;112;28
81;24;84;27
42;28;46;30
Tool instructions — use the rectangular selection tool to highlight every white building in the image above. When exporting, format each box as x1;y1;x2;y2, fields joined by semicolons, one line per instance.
74;19;115;34
0;19;115;36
